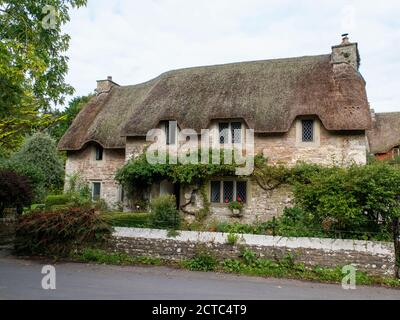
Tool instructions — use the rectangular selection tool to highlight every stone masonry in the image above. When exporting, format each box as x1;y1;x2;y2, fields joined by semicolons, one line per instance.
110;227;395;277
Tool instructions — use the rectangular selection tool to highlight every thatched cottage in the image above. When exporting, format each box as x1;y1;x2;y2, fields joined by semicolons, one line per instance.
367;111;400;161
58;36;374;221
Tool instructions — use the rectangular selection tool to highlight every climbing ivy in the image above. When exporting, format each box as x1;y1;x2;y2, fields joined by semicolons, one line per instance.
115;149;240;191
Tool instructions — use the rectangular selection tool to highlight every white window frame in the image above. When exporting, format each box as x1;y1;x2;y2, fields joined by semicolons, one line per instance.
218;121;243;145
295;118;320;147
163;120;178;146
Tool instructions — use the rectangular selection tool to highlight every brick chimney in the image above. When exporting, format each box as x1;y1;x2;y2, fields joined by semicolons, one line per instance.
96;76;119;95
331;34;360;70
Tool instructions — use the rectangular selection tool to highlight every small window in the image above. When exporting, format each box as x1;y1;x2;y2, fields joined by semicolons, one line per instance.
165;121;177;145
219;123;229;144
219;122;242;144
95;145;103;161
211;180;247;204
210;181;221;203
302;120;314;142
92;182;101;200
231;122;242;143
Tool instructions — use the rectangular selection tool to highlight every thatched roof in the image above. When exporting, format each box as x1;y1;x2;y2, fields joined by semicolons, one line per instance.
367;112;400;154
58;54;371;151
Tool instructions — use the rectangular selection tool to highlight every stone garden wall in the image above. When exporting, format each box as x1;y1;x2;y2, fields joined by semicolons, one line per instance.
109;227;395;277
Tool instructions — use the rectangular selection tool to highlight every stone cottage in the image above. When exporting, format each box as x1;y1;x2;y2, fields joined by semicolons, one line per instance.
58;35;373;222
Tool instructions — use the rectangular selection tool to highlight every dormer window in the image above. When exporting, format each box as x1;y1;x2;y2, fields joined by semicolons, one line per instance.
95;145;103;161
219;121;242;144
301;119;314;142
164;120;177;145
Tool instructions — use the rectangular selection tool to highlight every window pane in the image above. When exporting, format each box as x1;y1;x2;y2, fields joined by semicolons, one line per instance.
92;182;101;200
169;121;177;145
231;122;242;143
223;181;234;203
210;181;221;203
95;146;103;160
302;120;314;142
164;121;170;145
236;181;247;203
219;123;229;144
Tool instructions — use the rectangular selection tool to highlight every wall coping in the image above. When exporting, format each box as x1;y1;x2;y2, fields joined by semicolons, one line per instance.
113;227;394;255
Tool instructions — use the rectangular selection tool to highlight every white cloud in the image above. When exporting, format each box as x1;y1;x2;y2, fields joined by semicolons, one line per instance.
63;0;400;112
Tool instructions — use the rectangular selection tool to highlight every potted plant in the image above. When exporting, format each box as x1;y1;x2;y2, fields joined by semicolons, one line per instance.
227;197;244;217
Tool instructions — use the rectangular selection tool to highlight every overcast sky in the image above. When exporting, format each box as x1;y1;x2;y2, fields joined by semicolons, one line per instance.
63;0;400;112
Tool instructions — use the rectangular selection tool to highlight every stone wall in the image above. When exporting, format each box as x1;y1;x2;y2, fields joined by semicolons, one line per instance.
110;227;395;277
65;144;125;208
256;118;367;166
0;218;15;249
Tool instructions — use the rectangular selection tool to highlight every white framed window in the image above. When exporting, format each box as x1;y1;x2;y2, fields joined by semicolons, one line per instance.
296;118;320;147
164;120;177;145
91;182;101;200
210;180;247;204
218;121;242;144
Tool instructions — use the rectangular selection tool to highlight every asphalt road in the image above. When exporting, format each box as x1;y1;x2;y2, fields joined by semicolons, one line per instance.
0;253;399;300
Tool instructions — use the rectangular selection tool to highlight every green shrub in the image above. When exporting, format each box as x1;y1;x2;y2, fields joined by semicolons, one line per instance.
102;212;151;228
292;162;400;240
183;249;218;272
11;132;64;193
149;195;181;229
15;207;112;256
44;194;71;208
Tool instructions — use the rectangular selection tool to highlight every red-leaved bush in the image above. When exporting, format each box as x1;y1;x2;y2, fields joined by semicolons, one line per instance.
0;170;33;215
15;207;112;256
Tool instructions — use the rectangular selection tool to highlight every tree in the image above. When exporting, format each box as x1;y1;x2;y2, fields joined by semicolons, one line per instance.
0;0;87;155
0;170;33;215
48;94;93;142
12;131;64;193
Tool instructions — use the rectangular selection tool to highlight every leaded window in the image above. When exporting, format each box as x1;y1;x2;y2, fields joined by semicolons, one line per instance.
223;181;234;203
210;181;221;203
302;120;314;142
219;123;229;144
236;181;247;203
231;122;242;143
211;180;247;204
219;121;242;144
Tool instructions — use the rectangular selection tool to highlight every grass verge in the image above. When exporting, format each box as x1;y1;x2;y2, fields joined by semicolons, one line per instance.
72;248;400;289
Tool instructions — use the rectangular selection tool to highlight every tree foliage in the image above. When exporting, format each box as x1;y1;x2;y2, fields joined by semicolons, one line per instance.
0;169;33;215
11;131;64;193
0;0;87;154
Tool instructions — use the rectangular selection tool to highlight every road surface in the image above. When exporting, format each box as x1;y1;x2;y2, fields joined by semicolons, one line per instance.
0;253;399;300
